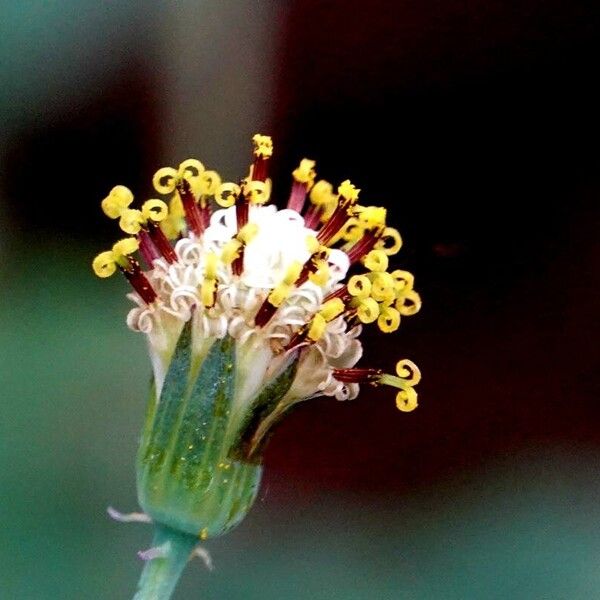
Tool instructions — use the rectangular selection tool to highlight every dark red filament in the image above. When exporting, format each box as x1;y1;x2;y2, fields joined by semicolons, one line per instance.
332;368;382;384
303;205;323;230
148;223;178;264
316;198;352;246
251;155;269;182
346;230;381;265
138;230;161;268
122;260;157;304
287;180;308;213
176;179;204;236
254;299;278;328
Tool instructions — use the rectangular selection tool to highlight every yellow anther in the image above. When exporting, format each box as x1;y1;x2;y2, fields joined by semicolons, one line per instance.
309;180;335;206
252;134;273;158
348;275;371;299
152;167;178;195
377;306;400;333
355;205;387;230
283;261;303;285
395;290;422;316
112;237;139;258
356;297;379;323
396;359;422;385
292;159;316;185
338;179;360;203
390;270;415;294
363;249;389;272
306;235;320;254
268;284;292;307
92;251;117;278
376;227;403;256
244;180;270;205
118;208;144;235
396;388;418;412
142;199;169;223
201;279;216;307
308;259;330;286
318;298;345;322
221;239;242;264
204;252;218;280
198;170;222;196
238;223;259;244
215;182;240;208
161;195;186;239
101;185;134;219
307;313;327;341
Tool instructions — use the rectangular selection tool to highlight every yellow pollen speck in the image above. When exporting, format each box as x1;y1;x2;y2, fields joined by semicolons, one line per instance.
200;528;209;540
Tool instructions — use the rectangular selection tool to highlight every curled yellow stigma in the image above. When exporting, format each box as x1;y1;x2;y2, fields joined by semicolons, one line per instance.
376;226;403;256
142;199;169;223
363;249;389;272
101;186;134;219
355;297;379;323
92;251;117;278
252;134;273;158
377;305;401;333
198;170;222;196
348;274;372;299
215;182;240;208
92;237;139;278
292;159;316;186
243;180;270;205
378;359;421;412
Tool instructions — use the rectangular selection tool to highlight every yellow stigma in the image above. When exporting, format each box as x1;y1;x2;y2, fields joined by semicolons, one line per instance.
395;289;422;316
252;134;273;158
92;251;117;278
142;199;169;223
198;170;222;196
118;208;144;235
390;270;415;294
101;185;134;219
396;359;422;385
292;159;316;185
200;252;219;307
377;306;401;333
244;180;270;205
204;252;218;280
215;182;240;208
363;249;389;272
368;271;396;304
153;159;205;196
355;205;387;230
112;237;139;258
355;297;379;323
396;388;418;412
309;180;335;206
348;274;371;299
337;179;360;203
376;227;403;256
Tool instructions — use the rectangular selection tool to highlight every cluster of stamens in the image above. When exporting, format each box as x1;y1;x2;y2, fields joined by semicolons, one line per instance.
93;134;422;411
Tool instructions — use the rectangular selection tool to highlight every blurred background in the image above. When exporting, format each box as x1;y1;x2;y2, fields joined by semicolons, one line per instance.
1;1;599;598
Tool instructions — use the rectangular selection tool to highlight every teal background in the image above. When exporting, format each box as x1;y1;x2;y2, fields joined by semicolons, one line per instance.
1;1;599;599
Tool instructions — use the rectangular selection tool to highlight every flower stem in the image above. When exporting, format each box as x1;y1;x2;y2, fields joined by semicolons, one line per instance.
133;524;198;600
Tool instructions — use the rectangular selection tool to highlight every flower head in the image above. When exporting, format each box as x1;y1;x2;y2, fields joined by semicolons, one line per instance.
94;135;421;541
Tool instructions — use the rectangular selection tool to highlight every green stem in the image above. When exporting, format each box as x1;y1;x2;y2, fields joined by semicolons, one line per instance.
133;524;198;600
